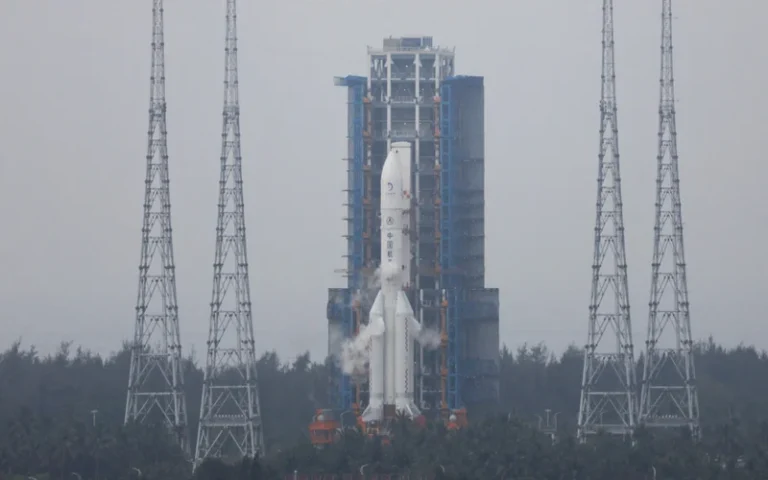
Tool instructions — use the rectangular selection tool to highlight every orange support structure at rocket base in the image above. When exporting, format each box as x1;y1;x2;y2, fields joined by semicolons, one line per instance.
308;409;341;446
310;411;457;447
445;408;468;430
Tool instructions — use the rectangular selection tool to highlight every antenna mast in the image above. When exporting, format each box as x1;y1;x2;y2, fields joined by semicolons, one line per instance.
577;0;637;441
195;0;264;465
125;0;190;456
639;0;700;439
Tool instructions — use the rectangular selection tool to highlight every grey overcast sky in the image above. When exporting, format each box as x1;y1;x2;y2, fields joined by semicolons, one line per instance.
0;0;766;363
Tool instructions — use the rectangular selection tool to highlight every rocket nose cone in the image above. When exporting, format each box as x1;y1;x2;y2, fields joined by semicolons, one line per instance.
382;149;400;171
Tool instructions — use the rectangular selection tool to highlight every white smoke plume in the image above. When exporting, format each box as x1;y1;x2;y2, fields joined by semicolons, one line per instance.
334;267;382;375
417;327;442;350
339;323;443;376
340;319;384;375
335;268;446;374
348;267;381;311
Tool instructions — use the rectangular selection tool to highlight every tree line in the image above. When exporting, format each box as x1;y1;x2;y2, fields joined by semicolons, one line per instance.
1;337;768;479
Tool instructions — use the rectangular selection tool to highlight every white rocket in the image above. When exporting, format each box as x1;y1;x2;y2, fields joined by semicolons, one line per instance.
361;142;422;423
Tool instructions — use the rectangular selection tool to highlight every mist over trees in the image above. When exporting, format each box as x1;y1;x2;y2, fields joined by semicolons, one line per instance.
1;337;768;478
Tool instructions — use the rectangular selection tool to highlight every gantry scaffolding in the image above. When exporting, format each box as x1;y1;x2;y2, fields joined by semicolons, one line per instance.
328;36;500;420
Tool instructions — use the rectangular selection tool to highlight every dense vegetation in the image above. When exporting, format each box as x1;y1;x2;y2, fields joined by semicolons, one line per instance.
1;338;768;479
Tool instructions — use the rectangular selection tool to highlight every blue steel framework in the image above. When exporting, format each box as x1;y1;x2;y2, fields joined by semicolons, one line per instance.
439;78;460;409
439;75;494;410
329;72;498;414
330;75;367;411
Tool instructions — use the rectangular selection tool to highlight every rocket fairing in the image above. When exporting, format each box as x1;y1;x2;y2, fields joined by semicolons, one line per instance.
361;142;422;423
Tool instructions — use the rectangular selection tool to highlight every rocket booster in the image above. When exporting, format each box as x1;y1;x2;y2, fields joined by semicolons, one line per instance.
362;142;422;423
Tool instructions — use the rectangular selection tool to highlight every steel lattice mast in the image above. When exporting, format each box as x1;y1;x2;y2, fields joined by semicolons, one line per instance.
125;0;190;456
639;0;700;439
577;0;637;441
195;0;264;466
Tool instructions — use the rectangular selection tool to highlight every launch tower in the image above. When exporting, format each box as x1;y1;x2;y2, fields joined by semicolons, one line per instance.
195;0;264;465
639;0;700;439
577;0;637;441
328;36;499;422
125;0;190;456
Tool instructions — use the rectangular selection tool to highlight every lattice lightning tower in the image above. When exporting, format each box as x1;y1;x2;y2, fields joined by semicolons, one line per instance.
639;0;700;439
195;0;264;466
577;0;637;441
125;0;190;456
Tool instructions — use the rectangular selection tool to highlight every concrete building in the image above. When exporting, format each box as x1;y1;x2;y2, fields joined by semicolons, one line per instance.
327;36;499;419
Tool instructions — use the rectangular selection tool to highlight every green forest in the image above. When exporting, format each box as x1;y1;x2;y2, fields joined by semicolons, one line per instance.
1;338;768;479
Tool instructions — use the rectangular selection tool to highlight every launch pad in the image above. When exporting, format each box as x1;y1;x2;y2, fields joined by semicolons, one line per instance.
323;36;500;445
308;405;465;447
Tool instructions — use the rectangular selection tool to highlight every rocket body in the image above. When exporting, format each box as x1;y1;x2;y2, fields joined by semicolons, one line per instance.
362;142;422;423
